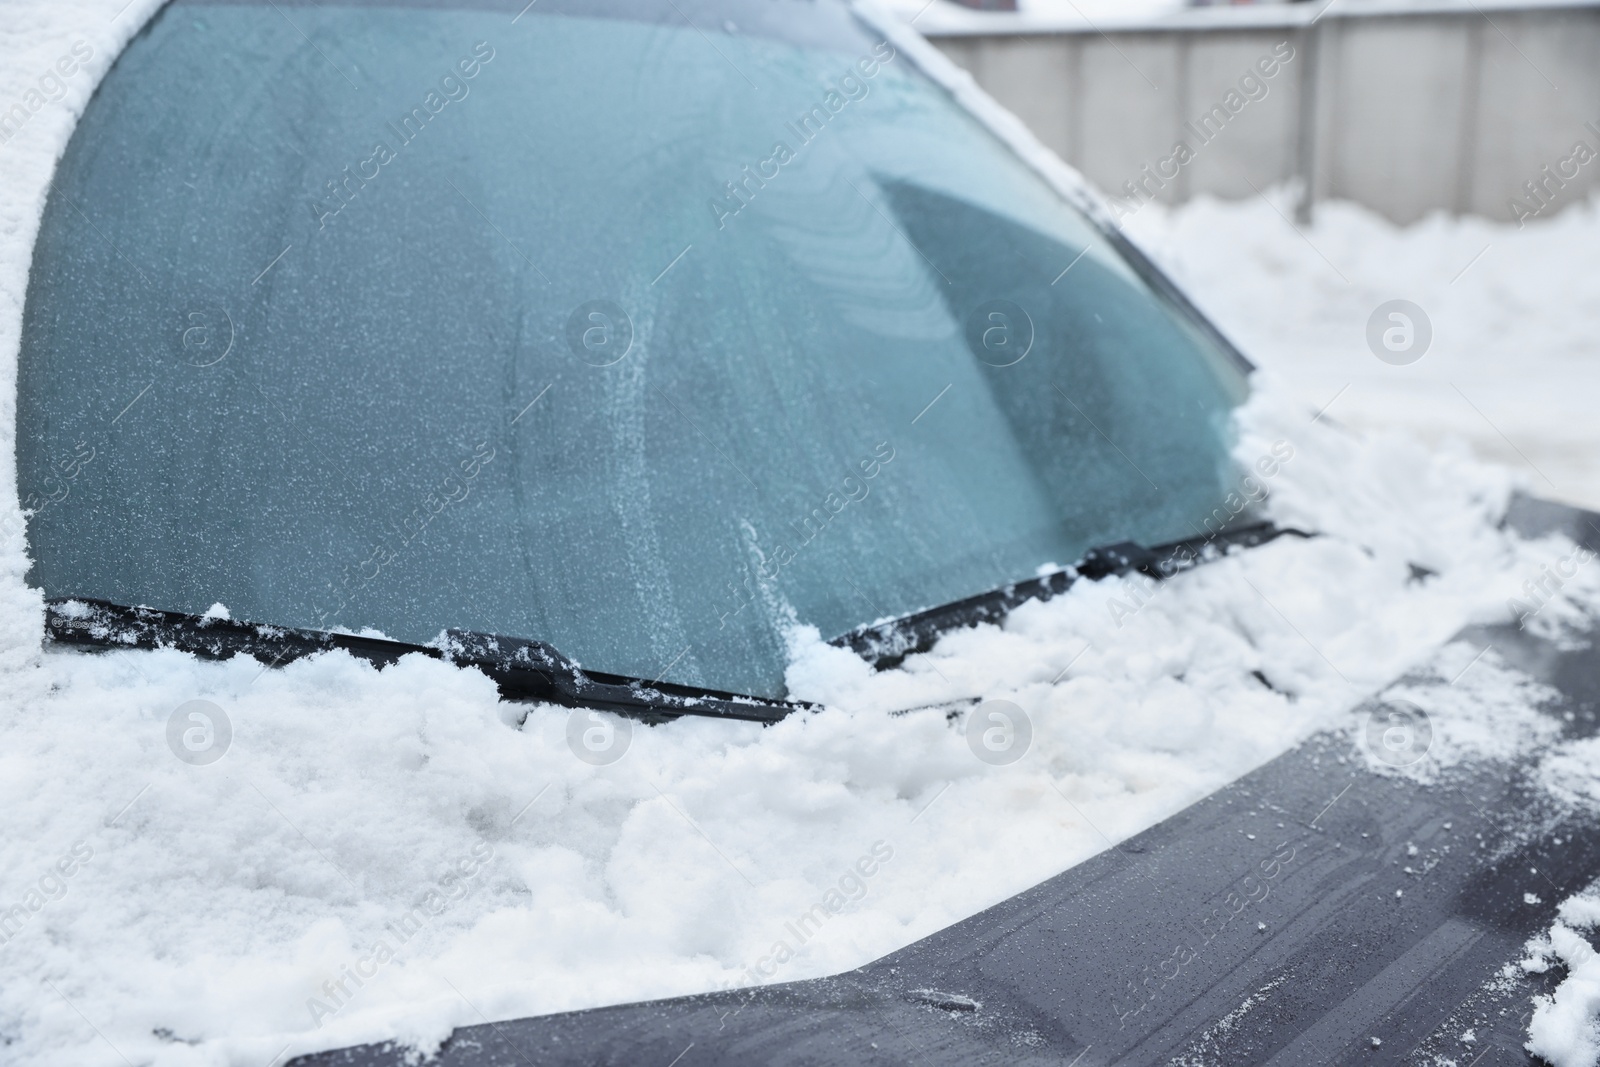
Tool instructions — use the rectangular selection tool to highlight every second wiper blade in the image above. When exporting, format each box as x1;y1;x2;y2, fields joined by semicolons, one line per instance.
44;599;807;724
830;522;1309;670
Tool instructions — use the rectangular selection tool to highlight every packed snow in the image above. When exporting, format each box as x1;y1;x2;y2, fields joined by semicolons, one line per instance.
4;3;1600;1067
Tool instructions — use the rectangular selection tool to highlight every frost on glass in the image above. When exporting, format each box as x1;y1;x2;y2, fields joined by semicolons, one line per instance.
19;0;1247;698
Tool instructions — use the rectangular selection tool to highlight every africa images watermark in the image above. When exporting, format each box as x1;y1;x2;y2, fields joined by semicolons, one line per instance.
1110;836;1302;1029
0;841;94;949
966;699;1032;766
312;440;495;628
716;441;896;630
306;838;496;1027
1507;119;1600;228
717;840;895;989
710;40;898;231
0;439;98;557
307;41;496;231
1104;440;1295;629
0;41;95;146
23;440;95;516
1507;540;1597;629
1109;42;1296;223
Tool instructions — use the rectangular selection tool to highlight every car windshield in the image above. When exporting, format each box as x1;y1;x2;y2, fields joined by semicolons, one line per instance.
19;0;1249;699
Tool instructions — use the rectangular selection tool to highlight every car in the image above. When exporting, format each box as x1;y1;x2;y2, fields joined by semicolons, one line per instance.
12;0;1600;1064
24;0;1259;713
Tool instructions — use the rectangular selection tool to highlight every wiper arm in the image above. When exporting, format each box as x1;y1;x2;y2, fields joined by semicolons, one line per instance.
44;599;808;724
830;521;1310;670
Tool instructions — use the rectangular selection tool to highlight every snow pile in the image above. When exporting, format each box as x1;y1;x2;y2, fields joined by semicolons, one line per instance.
1523;891;1600;1067
5;388;1580;1067
1;3;1599;1067
1123;193;1600;511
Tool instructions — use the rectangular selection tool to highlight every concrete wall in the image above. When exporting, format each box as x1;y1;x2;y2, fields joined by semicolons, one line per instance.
928;3;1600;224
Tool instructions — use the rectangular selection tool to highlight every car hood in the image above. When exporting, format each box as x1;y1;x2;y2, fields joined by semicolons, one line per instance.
292;494;1600;1066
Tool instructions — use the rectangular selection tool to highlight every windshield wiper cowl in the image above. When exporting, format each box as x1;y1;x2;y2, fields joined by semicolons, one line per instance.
44;599;808;724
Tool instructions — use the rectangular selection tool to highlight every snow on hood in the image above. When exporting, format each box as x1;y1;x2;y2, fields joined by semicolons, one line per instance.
1520;887;1600;1066
2;3;1599;1066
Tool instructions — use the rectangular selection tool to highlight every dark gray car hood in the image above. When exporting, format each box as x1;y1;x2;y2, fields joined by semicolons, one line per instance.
295;494;1599;1067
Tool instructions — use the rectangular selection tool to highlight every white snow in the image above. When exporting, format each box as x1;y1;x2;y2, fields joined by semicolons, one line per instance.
1;3;1600;1067
1524;890;1600;1067
1355;638;1564;781
1122;193;1600;513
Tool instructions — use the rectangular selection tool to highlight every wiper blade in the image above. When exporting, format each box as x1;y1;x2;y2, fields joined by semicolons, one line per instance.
42;525;1306;719
830;522;1310;670
43;599;808;724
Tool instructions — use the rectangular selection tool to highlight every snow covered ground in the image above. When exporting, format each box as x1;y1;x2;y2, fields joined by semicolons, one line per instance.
1126;193;1600;514
4;3;1600;1067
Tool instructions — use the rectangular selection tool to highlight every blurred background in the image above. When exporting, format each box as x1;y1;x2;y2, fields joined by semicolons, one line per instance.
886;0;1600;511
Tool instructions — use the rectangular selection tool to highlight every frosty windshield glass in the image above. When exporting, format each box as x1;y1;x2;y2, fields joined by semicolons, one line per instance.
19;0;1250;699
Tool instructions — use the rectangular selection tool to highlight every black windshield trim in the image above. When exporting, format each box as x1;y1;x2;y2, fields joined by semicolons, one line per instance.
44;599;810;724
830;522;1310;670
